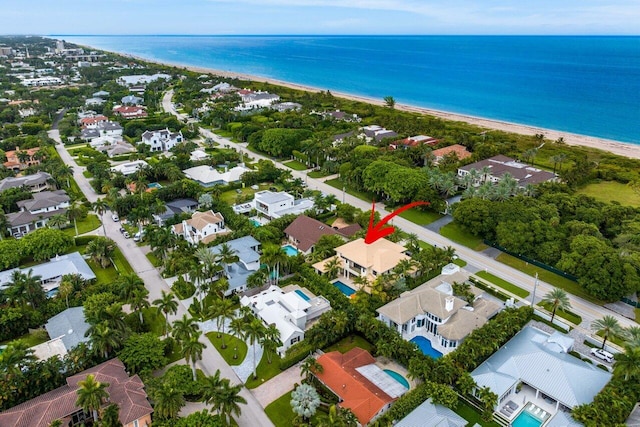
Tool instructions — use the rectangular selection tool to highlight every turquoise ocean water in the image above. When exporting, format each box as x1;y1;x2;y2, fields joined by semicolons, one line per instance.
59;35;640;144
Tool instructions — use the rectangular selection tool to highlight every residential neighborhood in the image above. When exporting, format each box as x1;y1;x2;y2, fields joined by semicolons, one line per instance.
0;36;638;427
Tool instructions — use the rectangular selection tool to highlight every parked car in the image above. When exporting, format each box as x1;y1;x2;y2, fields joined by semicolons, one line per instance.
119;227;126;234
133;231;145;242
123;231;130;239
590;348;614;363
111;213;119;222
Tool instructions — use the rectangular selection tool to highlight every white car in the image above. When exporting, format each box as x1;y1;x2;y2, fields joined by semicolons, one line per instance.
590;348;614;363
111;213;119;222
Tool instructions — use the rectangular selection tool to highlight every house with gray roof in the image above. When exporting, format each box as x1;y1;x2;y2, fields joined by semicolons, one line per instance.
92;90;110;98
396;398;467;427
458;155;559;188
0;171;52;193
377;264;502;355
6;190;70;237
121;95;143;105
209;236;261;296
44;307;90;353
141;128;183;152
153;198;198;226
0;252;96;296
470;326;610;417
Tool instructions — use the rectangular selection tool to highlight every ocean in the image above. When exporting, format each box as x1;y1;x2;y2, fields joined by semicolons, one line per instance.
59;35;640;144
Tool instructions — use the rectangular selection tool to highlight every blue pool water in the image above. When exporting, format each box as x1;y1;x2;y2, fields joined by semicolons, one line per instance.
512;410;543;427
384;369;409;389
250;219;261;227
410;336;443;359
148;182;162;189
333;280;356;297
282;244;299;256
295;289;310;301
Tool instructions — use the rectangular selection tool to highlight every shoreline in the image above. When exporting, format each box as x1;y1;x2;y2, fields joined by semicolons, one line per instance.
95;45;640;160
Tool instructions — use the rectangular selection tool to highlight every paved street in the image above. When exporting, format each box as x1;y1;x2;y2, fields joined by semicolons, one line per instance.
48;129;274;427
162;90;638;337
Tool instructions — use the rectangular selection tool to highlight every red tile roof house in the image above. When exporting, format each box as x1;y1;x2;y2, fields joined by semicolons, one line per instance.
283;215;361;255
390;135;440;150
113;105;148;119
0;358;153;427
431;144;472;165
314;348;403;425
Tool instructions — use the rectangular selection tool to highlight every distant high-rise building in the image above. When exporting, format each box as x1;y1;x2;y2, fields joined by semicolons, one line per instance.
55;40;65;53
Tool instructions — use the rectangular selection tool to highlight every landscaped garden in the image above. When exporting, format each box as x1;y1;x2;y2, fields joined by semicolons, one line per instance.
475;271;530;299
206;332;248;366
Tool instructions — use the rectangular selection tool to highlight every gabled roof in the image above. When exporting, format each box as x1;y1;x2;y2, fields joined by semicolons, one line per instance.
471;326;611;409
284;215;340;252
44;307;90;351
0;252;96;290
396;398;468;427
0;359;153;427
315;348;394;425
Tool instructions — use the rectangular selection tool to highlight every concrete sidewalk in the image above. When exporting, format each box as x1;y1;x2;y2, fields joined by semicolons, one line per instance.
251;364;303;408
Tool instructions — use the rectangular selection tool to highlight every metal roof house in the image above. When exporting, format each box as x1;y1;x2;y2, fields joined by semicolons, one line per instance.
396;398;467;427
44;307;90;354
471;326;610;420
209;236;261;296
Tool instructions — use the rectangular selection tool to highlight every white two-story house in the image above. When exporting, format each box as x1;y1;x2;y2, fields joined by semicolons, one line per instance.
171;210;227;245
6;190;70;237
235;190;314;220
141;128;184;152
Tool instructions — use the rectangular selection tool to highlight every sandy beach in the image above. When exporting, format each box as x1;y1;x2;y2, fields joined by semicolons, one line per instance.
115;50;640;160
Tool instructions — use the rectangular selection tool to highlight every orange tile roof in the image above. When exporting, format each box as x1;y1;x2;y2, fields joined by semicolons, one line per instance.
431;144;472;160
315;348;394;425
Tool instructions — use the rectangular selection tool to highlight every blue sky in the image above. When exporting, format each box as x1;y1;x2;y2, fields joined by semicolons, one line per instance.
2;0;639;35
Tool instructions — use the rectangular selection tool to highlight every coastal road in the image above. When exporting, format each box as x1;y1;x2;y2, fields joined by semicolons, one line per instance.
49;129;274;427
162;90;637;336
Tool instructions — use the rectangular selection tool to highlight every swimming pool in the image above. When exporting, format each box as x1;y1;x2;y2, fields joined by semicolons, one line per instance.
384;369;409;389
410;336;443;359
282;244;299;256
250;219;261;227
512;408;544;427
333;280;356;297
295;289;311;301
148;182;162;189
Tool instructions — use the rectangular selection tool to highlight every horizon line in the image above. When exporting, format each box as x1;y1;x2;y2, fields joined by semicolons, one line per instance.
29;33;640;38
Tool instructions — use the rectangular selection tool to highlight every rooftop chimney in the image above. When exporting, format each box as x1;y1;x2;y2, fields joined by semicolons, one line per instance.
445;296;455;312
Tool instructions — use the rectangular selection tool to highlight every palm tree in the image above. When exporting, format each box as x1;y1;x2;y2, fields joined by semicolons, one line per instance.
200;369;223;407
0;340;36;376
116;273;145;304
130;288;150;325
58;277;74;308
300;356;323;381
229;317;246;361
352;275;369;292
5;269;46;309
324;257;342;280
215;379;247;425
152;383;185;419
614;344;640;380
260;324;282;364
172;314;200;345
67;202;84;237
86;237;116;268
55;164;73;189
591;315;624;349
246;269;267;289
86;322;124;359
290;383;321;422
47;213;68;230
99;404;122;427
75;374;109;423
210;298;235;347
625;326;640;348
153;291;178;337
542;288;572;323
217;243;239;276
182;331;206;381
92;198;110;236
260;244;288;285
244;318;266;380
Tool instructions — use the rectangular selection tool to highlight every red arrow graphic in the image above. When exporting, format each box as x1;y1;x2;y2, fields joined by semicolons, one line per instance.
364;200;430;244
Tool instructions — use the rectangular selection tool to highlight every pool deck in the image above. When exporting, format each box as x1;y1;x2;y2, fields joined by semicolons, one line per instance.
373;356;417;389
499;385;556;424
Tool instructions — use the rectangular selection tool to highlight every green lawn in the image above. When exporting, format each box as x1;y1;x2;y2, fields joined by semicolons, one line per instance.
495;253;605;305
537;301;583;325
0;329;50;347
142;308;167;337
244;352;282;389
206;332;248;366
113;248;134;273
265;391;295;427
398;208;443;226
146;252;161;267
325;178;375;202
452;258;468;267
219;184;270;205
308;170;330;179
63;214;102;236
439;223;488;251
87;259;119;284
455;400;501;427
82;170;92;178
325;335;374;354
475;271;530;298
283;160;309;171
578;181;640;207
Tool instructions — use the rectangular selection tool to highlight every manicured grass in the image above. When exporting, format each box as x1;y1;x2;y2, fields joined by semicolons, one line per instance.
495;253;605;305
455;399;501;427
452;258;468;267
398;208;443;225
244;352;282;389
439;223;488;251
206;332;248;366
635;308;640;323
595;330;626;347
63;214;101;236
265;391;295;427
325;335;374;354
113;248;134;273
475;271;530;298
578;181;640;207
325;178;375;202
0;330;50;347
82;170;92;178
146;252;161;267
142;308;167;337
219;183;270;205
87;259;119;284
283;160;308;171
537;301;583;325
308;170;329;178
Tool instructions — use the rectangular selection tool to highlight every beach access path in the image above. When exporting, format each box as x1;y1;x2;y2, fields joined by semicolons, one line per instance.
48;127;274;427
162;90;637;336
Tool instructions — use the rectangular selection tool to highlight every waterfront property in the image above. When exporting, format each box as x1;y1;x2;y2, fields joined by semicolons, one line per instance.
183;164;251;187
377;264;502;355
431;144;473;165
233;190;314;220
0;358;153;427
117;73;171;86
6;190;70;237
458;155;559;188
209;236;261;296
314;348;406;425
240;285;330;355
395;398;467;427
313;238;412;288
471;326;611;422
390;135;440;150
0;252;96;295
171;210;227;245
